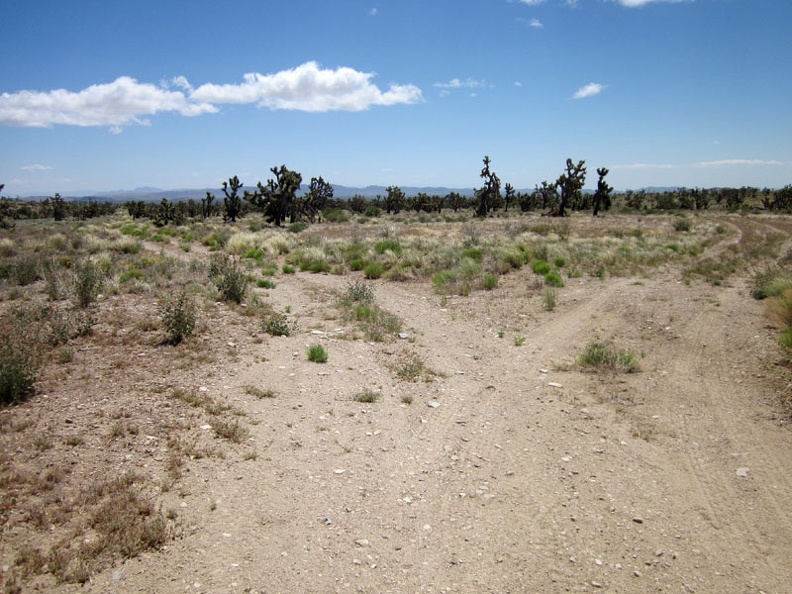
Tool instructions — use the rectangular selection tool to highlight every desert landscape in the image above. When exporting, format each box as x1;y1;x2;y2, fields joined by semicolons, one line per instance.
2;208;792;594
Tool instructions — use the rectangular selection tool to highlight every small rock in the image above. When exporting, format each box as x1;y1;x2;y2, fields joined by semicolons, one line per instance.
473;352;483;360
427;400;441;408
398;333;410;340
633;570;642;578
324;518;333;525
736;467;750;477
632;517;644;524
548;382;563;388
334;469;346;474
355;539;370;547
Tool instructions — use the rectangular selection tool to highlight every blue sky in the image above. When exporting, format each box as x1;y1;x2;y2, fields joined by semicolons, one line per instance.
1;0;790;196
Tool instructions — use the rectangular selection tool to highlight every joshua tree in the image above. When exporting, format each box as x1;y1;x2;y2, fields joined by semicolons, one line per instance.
222;176;244;223
476;155;501;218
246;165;303;227
503;183;515;212
553;158;586;217
592;167;613;216
301;176;333;222
201;192;216;219
384;185;405;214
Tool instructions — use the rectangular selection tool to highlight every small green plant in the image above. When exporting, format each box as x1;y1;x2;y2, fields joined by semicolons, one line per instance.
353;390;380;403
513;334;526;347
256;279;276;289
531;260;551;275
554;257;566;269
307;344;328;363
544;270;565;287
345;281;374;303
209;255;248;304
364;262;384;279
542;287;557;311
262;313;298;337
482;274;498;290
578;339;639;373
497;327;505;339
374;240;402;255
282;264;296;274
287;222;308;233
158;288;196;345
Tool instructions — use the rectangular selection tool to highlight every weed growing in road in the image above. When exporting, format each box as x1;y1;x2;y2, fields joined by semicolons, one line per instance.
262;312;298;337
245;385;276;399
543;287;558;311
578;339;639;373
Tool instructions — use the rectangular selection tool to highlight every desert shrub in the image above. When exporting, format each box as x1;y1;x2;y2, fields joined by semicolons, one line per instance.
282;264;296;274
353;390;380;403
208;254;247;304
752;269;792;300
543;287;557;311
578;339;639;373
323;208;350;223
345;281;374;304
483;274;498;290
262;312;298;337
554;257;566;268
256;279;276;289
158;288;196;344
531;260;551;275
364;262;384;279
73;259;104;308
374;240;402;255
287;222;308;233
11;255;40;286
0;307;44;405
307;344;328;363
544;270;565;287
673;217;692;232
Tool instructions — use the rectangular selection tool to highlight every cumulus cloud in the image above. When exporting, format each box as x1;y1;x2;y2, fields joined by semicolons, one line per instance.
0;62;422;129
0;77;217;129
190;62;422;112
21;163;53;171
572;82;605;99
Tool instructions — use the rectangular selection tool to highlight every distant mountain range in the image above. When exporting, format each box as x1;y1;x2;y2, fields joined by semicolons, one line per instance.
28;185;480;202
17;184;688;202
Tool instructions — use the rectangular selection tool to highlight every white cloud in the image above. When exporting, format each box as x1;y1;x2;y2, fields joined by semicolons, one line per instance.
693;159;783;168
433;78;489;90
514;81;523;87
21;163;53;171
0;76;217;129
572;82;605;99
513;0;545;5
190;62;422;112
615;0;690;7
0;62;422;129
369;8;378;16
530;18;544;27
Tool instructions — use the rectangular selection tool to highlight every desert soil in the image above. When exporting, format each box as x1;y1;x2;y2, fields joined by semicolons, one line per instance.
4;215;792;593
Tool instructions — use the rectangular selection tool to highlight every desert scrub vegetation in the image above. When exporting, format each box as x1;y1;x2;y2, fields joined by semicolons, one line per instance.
307;343;329;363
262;311;298;337
578;339;640;373
158;287;197;344
208;253;248;304
338;281;402;341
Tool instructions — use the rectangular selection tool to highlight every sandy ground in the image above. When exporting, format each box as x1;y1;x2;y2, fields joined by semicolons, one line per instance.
4;215;792;594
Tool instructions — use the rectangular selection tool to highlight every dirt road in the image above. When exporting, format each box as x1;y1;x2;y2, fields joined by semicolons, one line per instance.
70;243;792;593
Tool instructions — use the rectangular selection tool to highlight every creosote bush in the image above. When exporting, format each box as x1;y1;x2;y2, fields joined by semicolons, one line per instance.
208;253;248;304
73;259;104;307
262;312;298;337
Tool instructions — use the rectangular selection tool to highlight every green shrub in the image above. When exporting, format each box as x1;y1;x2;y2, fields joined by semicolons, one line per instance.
673;218;692;232
374;240;402;255
554;257;566;268
543;287;557;311
364;262;384;279
483;274;499;290
262;313;298;337
307;344;328;363
12;255;40;286
345;281;374;303
287;222;308;233
282;264;296;274
531;260;551;275
578;339;639;373
209;255;248;304
73;260;104;308
544;270;565;287
256;279;276;289
158;288;196;345
323;208;350;223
